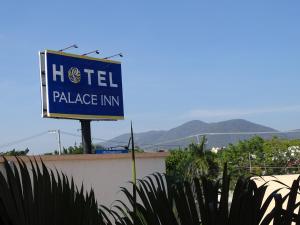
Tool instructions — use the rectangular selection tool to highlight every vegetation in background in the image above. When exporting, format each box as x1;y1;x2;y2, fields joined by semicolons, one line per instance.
128;145;144;152
62;144;84;154
218;136;300;184
45;143;106;155
167;136;300;185
166;136;219;181
0;148;29;156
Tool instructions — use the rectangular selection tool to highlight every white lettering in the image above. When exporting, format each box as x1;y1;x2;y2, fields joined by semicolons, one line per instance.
59;92;67;103
75;94;83;104
91;95;97;105
100;95;103;105
112;96;119;106
83;94;91;104
67;92;76;103
103;95;111;106
84;69;94;85
98;71;107;86
109;72;118;88
51;91;122;107
52;64;64;82
53;91;60;102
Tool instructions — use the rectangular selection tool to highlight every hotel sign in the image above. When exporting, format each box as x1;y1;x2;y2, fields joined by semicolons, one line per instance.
39;50;124;120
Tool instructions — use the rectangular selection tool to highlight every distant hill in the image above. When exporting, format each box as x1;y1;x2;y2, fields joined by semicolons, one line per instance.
100;119;300;151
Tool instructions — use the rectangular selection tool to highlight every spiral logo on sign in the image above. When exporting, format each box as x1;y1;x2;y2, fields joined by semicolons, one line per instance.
68;67;81;84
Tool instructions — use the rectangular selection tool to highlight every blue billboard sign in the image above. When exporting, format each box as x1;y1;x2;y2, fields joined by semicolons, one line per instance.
39;50;124;120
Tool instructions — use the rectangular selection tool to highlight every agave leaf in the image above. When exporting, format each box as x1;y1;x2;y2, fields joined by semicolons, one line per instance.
193;177;210;225
16;157;35;225
136;181;160;224
0;163;19;225
217;163;230;225
183;181;199;225
282;178;300;224
3;157;25;224
0;157;104;225
257;188;283;222
173;181;194;225
273;194;284;225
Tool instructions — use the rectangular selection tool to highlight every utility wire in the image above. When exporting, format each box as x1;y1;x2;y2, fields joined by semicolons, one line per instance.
0;130;128;150
60;131;128;144
0;131;49;149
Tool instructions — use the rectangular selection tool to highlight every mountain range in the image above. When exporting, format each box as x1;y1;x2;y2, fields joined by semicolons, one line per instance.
100;119;300;151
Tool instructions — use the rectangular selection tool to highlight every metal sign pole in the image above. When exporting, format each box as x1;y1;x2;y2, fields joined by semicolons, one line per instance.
80;120;92;154
57;129;62;155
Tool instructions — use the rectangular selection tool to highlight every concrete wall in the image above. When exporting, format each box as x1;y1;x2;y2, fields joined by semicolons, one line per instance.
0;153;168;207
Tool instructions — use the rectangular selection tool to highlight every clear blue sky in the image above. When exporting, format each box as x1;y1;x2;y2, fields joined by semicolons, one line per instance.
0;1;300;153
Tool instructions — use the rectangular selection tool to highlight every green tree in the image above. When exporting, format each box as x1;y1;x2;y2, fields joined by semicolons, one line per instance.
166;149;194;179
218;136;266;184
46;143;102;155
263;137;300;174
0;148;29;156
166;136;220;180
62;145;83;154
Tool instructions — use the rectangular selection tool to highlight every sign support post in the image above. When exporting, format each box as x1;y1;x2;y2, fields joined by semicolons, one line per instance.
81;120;92;154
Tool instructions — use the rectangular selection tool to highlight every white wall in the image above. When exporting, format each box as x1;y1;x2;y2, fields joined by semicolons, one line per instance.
0;153;168;207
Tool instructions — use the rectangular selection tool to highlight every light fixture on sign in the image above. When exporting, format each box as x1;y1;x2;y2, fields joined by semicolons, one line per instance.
82;50;100;56
103;53;123;60
58;44;78;52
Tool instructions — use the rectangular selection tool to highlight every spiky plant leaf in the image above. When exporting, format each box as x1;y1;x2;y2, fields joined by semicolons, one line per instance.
0;157;105;225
